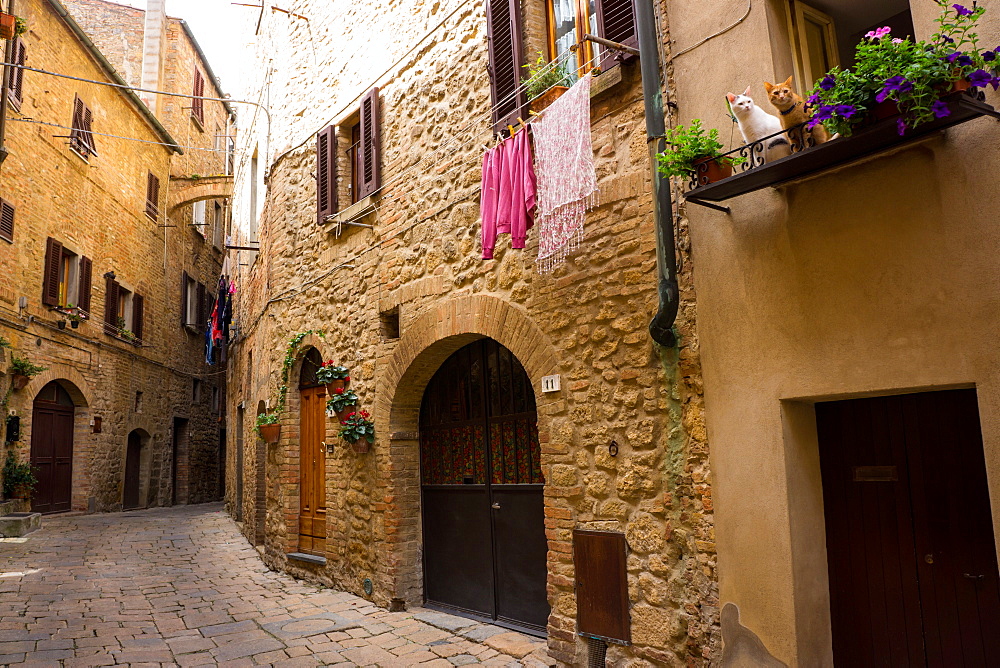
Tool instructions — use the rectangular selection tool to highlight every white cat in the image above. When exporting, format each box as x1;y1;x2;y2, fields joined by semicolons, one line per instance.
727;86;791;164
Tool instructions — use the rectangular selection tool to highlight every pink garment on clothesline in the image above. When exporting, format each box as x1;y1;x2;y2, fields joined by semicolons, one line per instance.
480;129;536;260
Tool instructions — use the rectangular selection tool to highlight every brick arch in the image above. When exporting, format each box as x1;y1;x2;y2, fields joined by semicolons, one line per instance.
373;294;560;610
167;175;233;216
23;365;92;408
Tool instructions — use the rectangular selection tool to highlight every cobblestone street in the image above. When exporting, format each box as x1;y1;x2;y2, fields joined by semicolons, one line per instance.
0;504;551;666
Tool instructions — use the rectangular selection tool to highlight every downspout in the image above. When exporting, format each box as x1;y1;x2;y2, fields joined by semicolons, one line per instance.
635;0;678;347
0;0;15;168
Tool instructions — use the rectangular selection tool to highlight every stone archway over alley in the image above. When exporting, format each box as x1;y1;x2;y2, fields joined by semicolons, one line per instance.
0;504;551;666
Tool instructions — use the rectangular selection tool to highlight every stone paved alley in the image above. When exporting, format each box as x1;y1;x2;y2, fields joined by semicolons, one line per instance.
0;504;552;666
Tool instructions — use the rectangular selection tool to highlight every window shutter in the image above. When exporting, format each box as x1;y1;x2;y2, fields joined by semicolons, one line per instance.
8;37;24;112
82;102;96;155
69;95;84;153
146;172;159;219
103;276;119;335
77;256;92;315
192;68;204;123
181;270;189;327
358;87;381;199
132;294;144;341
316;125;337;223
196;282;206;328
485;0;526;133
0;198;13;242
42;237;62;306
595;0;639;70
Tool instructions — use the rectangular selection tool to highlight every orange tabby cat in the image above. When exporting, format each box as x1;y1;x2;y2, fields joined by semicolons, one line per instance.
763;75;830;148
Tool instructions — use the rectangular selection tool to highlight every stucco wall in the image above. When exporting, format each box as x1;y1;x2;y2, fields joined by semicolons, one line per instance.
665;0;1000;663
227;0;719;664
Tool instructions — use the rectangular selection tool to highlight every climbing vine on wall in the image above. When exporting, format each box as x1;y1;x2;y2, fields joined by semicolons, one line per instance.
267;329;326;417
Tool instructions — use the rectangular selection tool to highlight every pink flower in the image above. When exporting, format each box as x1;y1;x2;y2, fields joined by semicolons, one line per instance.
892;38;904;44
866;26;891;39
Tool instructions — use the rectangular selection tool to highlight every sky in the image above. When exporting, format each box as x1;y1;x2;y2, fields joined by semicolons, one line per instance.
117;0;253;95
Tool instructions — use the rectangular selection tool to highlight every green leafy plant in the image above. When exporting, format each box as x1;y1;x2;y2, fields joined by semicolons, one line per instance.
255;411;279;435
0;336;10;349
656;119;743;179
521;52;571;101
315;361;349;385
338;409;375;444
10;355;46;378
275;330;326;415
14;16;26;37
326;387;358;413
2;449;36;499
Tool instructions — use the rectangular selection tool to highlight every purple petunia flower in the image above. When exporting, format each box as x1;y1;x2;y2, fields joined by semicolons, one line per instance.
877;75;913;102
896;118;908;135
931;100;951;118
940;35;955;45
819;75;836;91
834;105;858;118
969;68;994;87
984;50;997;62
956;54;974;67
953;4;974;16
806;93;821;106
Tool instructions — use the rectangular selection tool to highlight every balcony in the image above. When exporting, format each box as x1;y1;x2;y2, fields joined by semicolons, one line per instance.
684;91;1000;207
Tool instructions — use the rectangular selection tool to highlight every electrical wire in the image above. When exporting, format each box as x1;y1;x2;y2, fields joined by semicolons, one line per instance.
672;0;752;58
5;116;238;154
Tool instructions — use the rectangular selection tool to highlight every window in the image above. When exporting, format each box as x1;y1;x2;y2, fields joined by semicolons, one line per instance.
191;67;205;127
180;271;206;330
103;275;143;342
146;172;160;219
545;0;638;76
213;202;224;248
42;237;92;313
8;37;25;112
69;95;97;159
192;379;202;402
0;198;13;243
316;87;381;221
192;200;207;237
250;147;259;240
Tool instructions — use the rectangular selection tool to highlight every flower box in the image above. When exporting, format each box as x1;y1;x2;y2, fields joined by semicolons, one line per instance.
0;14;15;40
259;424;281;444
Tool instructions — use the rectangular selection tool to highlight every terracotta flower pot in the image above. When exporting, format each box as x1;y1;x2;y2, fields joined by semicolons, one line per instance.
258;424;281;444
691;156;734;187
349;439;371;454
12;374;30;390
0;14;15;40
530;85;568;114
334;405;357;422
329;379;347;391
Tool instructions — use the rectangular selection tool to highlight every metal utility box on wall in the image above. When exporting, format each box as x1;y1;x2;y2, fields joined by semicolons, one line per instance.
573;529;631;644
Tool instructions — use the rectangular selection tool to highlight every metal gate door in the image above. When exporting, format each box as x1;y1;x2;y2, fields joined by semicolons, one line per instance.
419;339;548;634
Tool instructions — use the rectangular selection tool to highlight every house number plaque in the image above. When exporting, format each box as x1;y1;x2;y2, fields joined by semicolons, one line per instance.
541;374;561;393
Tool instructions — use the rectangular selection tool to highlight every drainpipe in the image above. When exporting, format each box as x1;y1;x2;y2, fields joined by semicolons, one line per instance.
0;0;15;168
635;0;678;347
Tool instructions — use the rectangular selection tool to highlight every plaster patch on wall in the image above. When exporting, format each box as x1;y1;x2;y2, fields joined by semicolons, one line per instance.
719;603;787;667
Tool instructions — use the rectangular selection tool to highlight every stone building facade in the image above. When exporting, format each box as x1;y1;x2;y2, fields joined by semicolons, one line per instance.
228;0;717;664
0;0;231;513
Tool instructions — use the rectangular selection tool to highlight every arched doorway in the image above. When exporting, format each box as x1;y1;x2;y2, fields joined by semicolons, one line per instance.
30;381;75;514
123;429;150;510
419;338;548;634
298;348;327;555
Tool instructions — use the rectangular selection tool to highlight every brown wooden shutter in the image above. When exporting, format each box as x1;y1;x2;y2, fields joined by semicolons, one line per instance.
146;172;159;219
595;0;639;70
196;282;206;328
8;37;25;112
132;294;144;341
42;237;62;306
192;68;204;123
358;87;381;199
82;102;96;155
103;276;119;335
69;95;84;153
77;256;92;314
0;198;13;242
316;125;337;222
180;270;189;327
485;0;526;133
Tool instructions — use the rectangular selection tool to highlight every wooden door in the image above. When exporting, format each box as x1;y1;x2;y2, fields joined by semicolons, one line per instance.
817;389;1000;667
299;383;327;554
30;382;74;514
420;339;548;634
123;431;142;510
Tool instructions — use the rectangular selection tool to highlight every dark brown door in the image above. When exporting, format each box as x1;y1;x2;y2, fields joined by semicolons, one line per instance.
30;382;74;514
818;389;1000;667
123;431;142;510
299;350;327;555
420;339;548;634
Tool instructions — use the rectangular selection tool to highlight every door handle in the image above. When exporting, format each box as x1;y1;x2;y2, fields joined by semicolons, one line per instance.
491;502;501;510
963;573;985;580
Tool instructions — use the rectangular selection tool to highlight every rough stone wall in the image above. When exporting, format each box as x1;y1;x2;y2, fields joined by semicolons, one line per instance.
228;0;718;663
0;0;223;511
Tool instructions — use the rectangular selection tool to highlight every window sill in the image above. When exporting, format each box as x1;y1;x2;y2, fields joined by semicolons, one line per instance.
184;324;202;336
106;332;141;347
69;146;92;163
325;195;376;234
684;92;1000;204
190;113;205;133
589;64;623;100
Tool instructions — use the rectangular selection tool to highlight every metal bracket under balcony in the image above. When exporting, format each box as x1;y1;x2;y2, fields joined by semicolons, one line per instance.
684;92;1000;205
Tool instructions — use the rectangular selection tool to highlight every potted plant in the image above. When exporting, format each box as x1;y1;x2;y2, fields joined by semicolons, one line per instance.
327;387;358;420
66;307;83;329
9;355;46;391
339;409;375;453
808;2;1000;137
657;119;744;186
522;53;571;113
0;13;16;40
256;412;281;443
2;450;35;500
116;317;137;343
315;361;349;390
